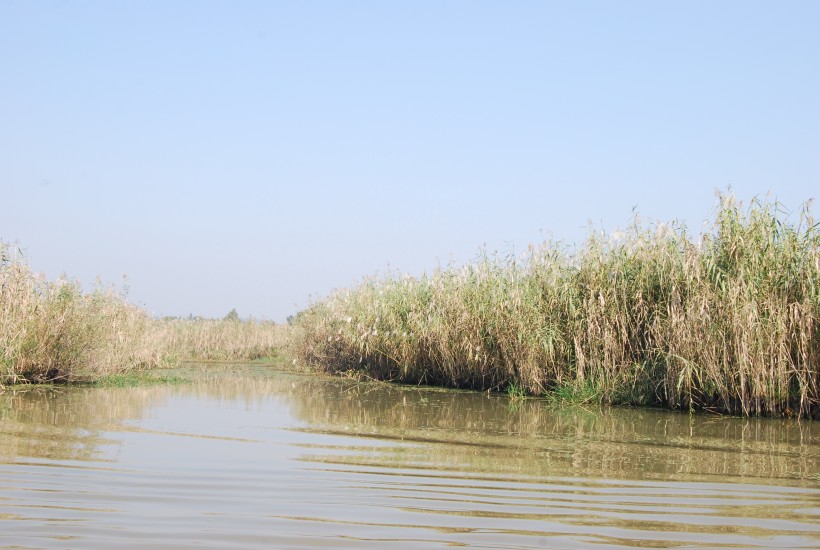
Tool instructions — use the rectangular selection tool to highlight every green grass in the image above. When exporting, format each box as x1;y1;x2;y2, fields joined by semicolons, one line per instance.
548;381;601;405
91;372;189;388
506;382;527;400
291;194;820;418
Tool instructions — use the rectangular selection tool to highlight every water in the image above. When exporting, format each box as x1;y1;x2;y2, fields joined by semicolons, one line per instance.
1;364;818;549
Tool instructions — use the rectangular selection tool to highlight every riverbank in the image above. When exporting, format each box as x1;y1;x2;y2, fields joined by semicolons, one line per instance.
0;243;288;386
291;196;820;418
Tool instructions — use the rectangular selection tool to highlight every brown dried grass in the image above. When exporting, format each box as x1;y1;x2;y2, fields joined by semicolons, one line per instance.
292;195;820;418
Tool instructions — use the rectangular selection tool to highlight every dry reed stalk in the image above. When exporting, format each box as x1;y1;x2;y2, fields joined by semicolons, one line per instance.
158;318;290;361
1;243;169;384
291;195;820;418
1;245;291;383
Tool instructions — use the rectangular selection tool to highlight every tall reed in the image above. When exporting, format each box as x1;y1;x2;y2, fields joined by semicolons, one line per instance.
0;245;290;383
292;196;820;418
0;244;167;384
159;318;290;361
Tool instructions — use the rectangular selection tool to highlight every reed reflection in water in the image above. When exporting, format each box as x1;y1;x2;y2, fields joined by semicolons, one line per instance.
1;364;818;549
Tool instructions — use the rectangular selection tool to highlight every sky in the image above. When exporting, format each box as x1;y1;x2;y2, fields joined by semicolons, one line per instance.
2;1;818;322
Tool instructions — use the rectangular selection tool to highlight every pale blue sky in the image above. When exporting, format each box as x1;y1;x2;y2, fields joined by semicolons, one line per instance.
2;1;818;321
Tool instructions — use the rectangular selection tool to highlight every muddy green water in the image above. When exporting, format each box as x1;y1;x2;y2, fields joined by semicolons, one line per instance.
1;365;818;549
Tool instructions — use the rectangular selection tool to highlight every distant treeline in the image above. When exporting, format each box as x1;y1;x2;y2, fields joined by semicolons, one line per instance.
291;196;820;418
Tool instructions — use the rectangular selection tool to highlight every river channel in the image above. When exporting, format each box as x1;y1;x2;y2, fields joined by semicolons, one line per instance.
1;364;818;549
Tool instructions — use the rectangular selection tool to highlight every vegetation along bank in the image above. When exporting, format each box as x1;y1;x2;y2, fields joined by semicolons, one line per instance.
0;242;286;385
292;196;819;418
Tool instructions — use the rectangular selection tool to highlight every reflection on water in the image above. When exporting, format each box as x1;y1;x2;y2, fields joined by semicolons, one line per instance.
284;379;819;482
1;364;818;549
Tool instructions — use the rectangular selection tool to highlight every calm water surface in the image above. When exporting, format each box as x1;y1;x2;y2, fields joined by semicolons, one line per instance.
1;365;818;549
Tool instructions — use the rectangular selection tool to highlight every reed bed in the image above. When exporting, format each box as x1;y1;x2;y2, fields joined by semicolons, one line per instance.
292;196;820;418
1;244;168;384
159;318;290;361
1;245;290;384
